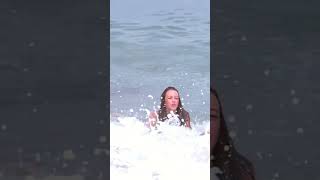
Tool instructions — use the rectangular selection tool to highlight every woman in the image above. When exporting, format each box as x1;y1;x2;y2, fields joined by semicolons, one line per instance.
148;86;192;129
211;88;256;180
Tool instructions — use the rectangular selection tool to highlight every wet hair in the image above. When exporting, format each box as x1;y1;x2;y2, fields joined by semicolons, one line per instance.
157;86;186;124
211;88;233;167
211;88;256;180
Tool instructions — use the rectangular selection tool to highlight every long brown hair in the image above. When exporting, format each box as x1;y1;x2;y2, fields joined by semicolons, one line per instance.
211;88;256;180
211;88;233;167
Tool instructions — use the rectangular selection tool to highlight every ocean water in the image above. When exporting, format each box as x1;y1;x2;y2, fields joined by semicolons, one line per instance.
110;2;210;122
110;0;210;179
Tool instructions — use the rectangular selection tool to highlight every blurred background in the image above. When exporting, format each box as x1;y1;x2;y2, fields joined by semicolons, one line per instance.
212;1;320;179
0;0;108;179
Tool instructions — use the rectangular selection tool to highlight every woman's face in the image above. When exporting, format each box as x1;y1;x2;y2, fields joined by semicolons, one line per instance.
164;89;179;112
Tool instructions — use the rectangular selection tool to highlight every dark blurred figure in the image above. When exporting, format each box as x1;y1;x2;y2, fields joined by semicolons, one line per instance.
211;88;256;180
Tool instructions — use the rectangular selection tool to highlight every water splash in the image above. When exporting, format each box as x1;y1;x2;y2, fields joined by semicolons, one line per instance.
110;116;210;180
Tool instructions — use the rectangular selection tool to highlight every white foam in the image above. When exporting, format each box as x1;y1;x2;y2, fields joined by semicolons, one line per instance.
111;116;210;180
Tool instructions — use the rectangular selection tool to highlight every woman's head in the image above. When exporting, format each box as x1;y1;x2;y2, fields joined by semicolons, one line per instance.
210;88;256;180
160;86;183;113
210;88;233;167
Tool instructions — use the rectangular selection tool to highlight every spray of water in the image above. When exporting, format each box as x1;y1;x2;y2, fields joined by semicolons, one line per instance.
110;114;211;180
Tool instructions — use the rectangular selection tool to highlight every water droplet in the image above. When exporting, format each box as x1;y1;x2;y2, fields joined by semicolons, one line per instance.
148;95;154;99
264;69;270;76
273;172;279;178
248;129;253;135
32;108;38;112
296;127;304;134
98;171;104;179
241;35;247;41
94;148;102;155
224;145;230;151
28;41;35;47
1;124;7;131
27;92;32;97
246;104;253;111
62;163;68;168
227;115;236;123
99;136;106;143
290;89;296;95
211;167;222;174
202;101;205;104
129;109;134;113
292;97;300;105
229;130;237;138
223;74;230;79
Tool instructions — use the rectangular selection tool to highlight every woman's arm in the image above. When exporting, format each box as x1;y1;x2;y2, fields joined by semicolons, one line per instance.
147;111;158;128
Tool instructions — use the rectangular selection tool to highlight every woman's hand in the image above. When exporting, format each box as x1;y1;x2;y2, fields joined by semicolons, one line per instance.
148;111;158;127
